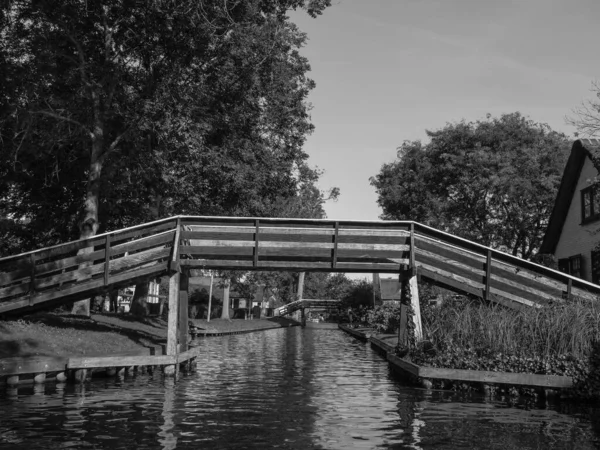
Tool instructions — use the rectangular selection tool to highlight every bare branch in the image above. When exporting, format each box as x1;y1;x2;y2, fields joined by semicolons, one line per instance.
32;110;93;137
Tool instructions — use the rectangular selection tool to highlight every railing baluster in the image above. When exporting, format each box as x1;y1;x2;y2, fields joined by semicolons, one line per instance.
29;253;36;307
254;219;260;267
332;222;339;269
104;234;111;287
485;250;492;301
409;223;415;275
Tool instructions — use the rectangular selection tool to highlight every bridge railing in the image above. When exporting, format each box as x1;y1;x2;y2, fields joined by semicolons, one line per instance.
179;216;411;273
0;218;178;314
413;222;600;309
1;215;600;315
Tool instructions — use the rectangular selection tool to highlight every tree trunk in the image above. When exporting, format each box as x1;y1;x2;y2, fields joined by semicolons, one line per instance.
297;272;305;300
130;282;150;317
109;290;118;312
71;135;103;316
220;280;231;320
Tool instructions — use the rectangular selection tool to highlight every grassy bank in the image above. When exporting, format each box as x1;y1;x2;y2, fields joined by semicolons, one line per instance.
408;297;600;398
0;313;298;359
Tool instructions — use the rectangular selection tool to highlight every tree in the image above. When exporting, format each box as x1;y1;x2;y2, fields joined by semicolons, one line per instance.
0;1;333;314
370;113;571;259
568;81;600;138
0;0;332;253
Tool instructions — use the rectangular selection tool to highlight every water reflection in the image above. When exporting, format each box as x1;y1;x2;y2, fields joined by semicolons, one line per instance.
0;327;599;449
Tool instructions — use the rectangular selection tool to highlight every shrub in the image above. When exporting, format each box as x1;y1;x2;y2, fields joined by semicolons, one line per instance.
367;302;402;333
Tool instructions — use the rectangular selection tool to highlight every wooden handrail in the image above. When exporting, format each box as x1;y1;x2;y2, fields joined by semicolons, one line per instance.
0;216;178;264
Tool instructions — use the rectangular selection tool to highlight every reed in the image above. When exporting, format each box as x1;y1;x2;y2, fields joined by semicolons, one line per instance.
422;297;600;361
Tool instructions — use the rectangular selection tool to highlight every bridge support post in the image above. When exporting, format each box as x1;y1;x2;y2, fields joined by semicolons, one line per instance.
165;270;180;376
179;270;189;353
398;268;423;345
300;307;306;327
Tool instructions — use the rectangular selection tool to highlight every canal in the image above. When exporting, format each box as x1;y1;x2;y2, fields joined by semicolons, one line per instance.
1;326;600;449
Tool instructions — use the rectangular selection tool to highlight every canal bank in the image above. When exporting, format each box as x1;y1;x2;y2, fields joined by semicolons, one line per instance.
0;313;299;388
339;324;584;400
2;326;600;449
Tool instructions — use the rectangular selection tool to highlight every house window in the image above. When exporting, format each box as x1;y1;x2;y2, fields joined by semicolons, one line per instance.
592;251;600;285
558;254;582;279
581;185;600;223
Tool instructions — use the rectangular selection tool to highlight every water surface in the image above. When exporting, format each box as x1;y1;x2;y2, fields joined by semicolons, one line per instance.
1;327;599;449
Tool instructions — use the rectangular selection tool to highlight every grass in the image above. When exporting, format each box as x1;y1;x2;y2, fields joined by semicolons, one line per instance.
0;312;299;359
422;297;600;360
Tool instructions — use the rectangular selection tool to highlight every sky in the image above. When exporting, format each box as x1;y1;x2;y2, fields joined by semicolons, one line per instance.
289;0;600;222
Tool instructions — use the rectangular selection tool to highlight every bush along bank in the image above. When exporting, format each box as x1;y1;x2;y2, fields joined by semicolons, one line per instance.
367;294;600;401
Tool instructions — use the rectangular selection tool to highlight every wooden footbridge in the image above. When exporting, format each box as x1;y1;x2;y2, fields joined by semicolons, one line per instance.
275;299;341;317
2;216;600;380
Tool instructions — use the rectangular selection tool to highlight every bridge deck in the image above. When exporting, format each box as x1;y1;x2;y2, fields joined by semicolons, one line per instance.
1;215;599;316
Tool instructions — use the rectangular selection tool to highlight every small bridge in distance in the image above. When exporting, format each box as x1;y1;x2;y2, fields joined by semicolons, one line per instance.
274;299;341;317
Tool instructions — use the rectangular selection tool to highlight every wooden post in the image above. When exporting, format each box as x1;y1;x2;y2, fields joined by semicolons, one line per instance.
165;270;180;376
253;219;260;267
408;274;423;342
104;233;111;286
301;307;306;327
207;271;214;322
29;253;36;307
179;270;189;353
485;250;492;301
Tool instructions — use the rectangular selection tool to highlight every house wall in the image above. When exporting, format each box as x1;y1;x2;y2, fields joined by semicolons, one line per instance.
554;155;600;281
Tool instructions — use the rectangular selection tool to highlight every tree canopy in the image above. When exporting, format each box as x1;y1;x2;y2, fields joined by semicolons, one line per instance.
0;0;333;255
370;113;571;259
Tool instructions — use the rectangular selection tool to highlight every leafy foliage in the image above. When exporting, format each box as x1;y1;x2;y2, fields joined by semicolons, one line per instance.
370;113;570;258
367;302;402;334
0;0;333;254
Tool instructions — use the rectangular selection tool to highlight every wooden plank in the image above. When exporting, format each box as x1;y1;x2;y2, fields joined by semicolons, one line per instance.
34;263;104;290
0;356;68;375
34;236;107;262
0;265;31;287
184;226;411;238
177;346;203;363
110;230;174;256
109;219;177;246
417;365;573;388
68;355;175;369
0;281;31;299
110;247;171;273
0;296;31;313
386;354;572;388
387;354;420;377
107;262;169;286
370;336;395;353
33;248;106;280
